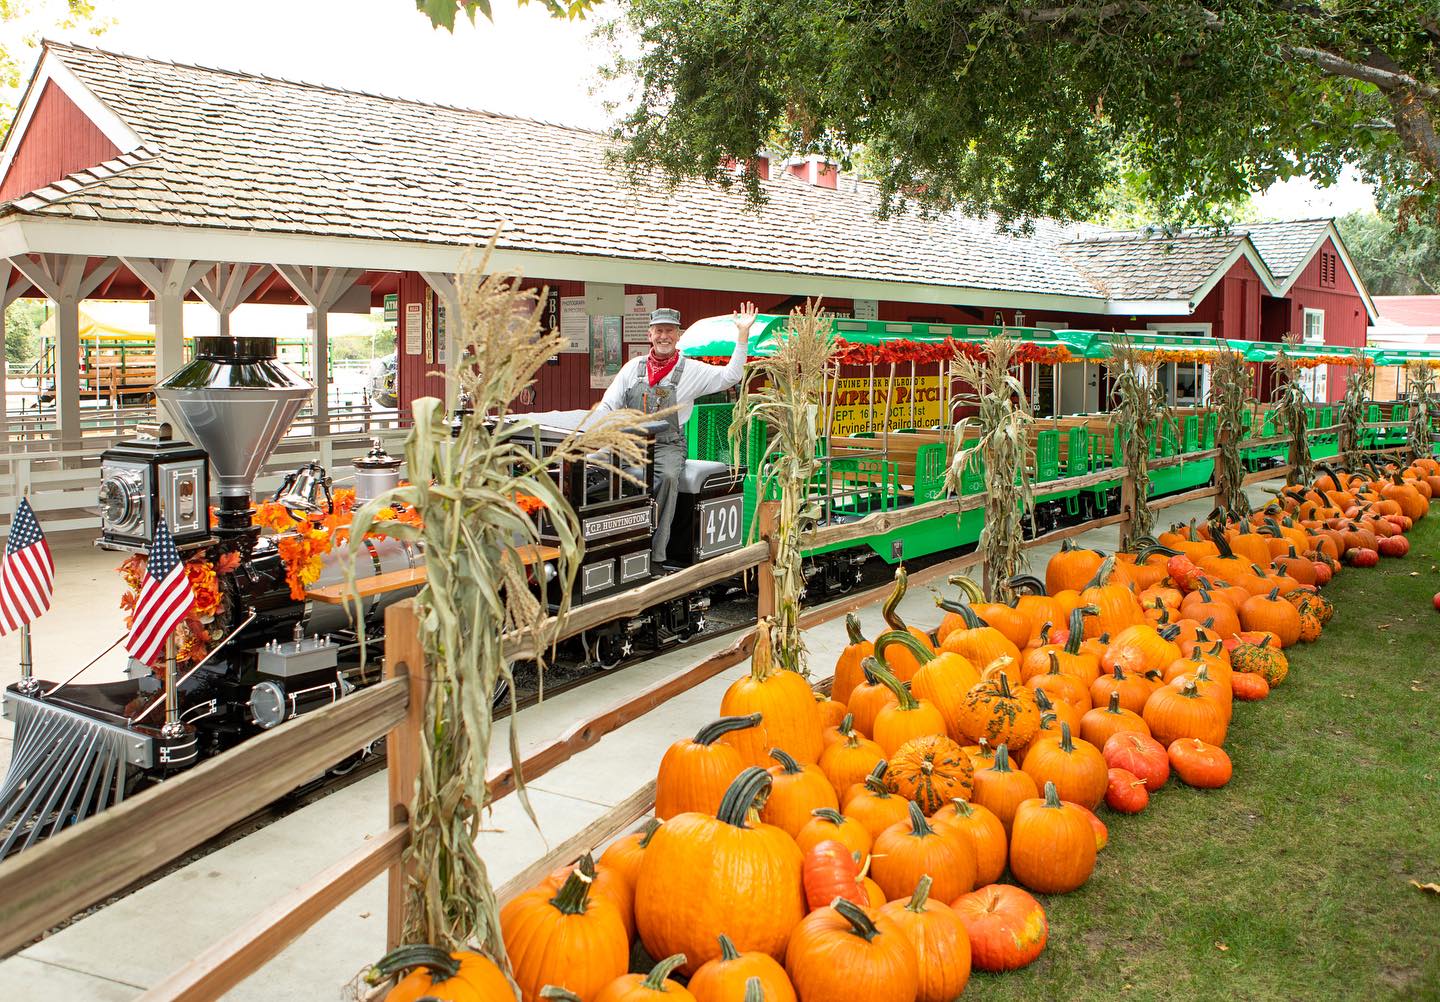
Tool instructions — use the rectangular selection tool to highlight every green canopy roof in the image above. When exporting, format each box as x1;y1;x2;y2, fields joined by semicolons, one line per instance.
678;314;1084;358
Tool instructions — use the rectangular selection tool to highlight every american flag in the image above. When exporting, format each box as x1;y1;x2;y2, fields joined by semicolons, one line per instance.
125;518;196;666
0;497;55;635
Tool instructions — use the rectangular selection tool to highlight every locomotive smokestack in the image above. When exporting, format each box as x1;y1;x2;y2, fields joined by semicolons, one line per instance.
155;336;312;532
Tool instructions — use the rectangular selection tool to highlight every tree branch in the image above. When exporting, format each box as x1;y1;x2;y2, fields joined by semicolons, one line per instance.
1290;45;1440;100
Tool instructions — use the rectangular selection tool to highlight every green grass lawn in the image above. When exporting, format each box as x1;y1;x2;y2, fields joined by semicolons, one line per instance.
967;514;1440;1002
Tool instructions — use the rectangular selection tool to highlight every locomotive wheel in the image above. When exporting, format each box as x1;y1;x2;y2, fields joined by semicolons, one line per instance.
595;632;628;670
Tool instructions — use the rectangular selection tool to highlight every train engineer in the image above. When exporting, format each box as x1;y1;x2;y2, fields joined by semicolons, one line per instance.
595;302;756;569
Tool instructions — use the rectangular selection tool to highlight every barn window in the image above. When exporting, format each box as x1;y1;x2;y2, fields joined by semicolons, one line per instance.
1319;251;1337;288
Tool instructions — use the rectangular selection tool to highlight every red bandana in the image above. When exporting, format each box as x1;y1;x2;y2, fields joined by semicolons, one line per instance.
646;351;679;387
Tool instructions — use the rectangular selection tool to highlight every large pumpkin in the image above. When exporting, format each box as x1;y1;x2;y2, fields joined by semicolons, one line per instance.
950;883;1048;971
719;623;823;766
1143;681;1228;747
1239;587;1301;646
372;945;513;1002
502;859;630;1000
1045;539;1107;595
1080;556;1145;638
784;900;918;1002
969;744;1039;835
687;934;798;1002
935;600;1023;680
870;801;977;904
636;768;806;974
878;876;972;1002
1008;782;1097;894
656;714;761;820
884;734;974;814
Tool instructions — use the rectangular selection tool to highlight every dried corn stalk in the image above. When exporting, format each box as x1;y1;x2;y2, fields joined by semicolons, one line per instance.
1407;362;1437;462
945;335;1033;602
1105;340;1171;548
1338;357;1369;468
730;299;836;675
1273;333;1313;487
1210;348;1252;517
346;240;647;955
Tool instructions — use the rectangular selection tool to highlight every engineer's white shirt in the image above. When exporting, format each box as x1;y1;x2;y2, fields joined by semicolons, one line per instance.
594;333;748;428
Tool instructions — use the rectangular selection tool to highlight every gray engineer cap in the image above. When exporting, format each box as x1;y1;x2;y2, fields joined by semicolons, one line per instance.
649;307;682;327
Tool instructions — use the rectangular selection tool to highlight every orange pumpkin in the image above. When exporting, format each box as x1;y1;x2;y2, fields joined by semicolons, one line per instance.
719;623;823;766
885;734;975;814
1008;781;1097;894
763;749;840;838
832;614;874;705
656;714;761;820
687;934;798;1002
504;859;629;999
878;876;972;1002
784;901;918;1002
871;801;978;903
931;798;1008;886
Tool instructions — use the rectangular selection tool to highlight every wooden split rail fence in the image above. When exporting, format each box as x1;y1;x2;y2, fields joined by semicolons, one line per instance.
0;423;1421;999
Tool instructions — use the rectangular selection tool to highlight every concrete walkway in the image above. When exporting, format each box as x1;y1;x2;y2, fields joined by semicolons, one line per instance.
0;483;1276;1000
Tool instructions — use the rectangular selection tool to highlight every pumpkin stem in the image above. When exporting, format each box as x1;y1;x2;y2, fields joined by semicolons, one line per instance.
641;954;688;990
749;620;776;681
1157;624;1182;641
549;855;597;915
636;818;662;849
1007;574;1047;595
1059;721;1076;753
812;807;848;827
874;629;935;670
540;988;584;1002
845;613;867;646
948;797;976;818
694;714;763;745
947;574;987;603
366;945;463;987
832;898;884;942
906;799;933;837
1064;606;1098;655
1033;688;1056;712
744;976;766;1002
1042;780;1064;809
1083;555;1117;590
861;657;919;710
863;761;892;797
769;748;805;774
838;713;855;739
718;933;742;961
934;596;987;629
717;767;773;829
991;744;1015;773
1036;620;1053;644
906;874;934;912
1267;586;1281;600
1106;691;1123;714
1046;650;1063;676
883;567;913;633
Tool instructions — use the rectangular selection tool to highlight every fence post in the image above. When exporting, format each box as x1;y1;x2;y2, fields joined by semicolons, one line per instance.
1118;466;1136;550
383;599;426;951
756;500;779;621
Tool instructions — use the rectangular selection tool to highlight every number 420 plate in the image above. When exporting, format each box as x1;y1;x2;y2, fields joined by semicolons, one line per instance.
696;496;744;559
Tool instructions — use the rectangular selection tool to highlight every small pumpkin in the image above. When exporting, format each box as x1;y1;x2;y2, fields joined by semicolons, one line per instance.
1230;634;1289;686
1019;722;1108;810
784;900;919;1002
957;662;1041;749
931;798;1008;886
885;734;975;814
1079;691;1150;749
1239;587;1301;647
599;819;662;894
1230;671;1271;701
592;954;696;1002
656;714;761;819
842;764;912;840
1101;731;1170;791
1168;737;1233;788
1105;767;1150;813
796;807;872;859
864;656;949;756
503;857;630;1000
970;744;1039;835
878;876;972;1002
371;945;512;1002
687;934;797;1002
871;801;978;903
817;715;886;799
802;838;867;911
832;614;874;704
950;884;1048;972
1008;781;1097;894
763;749;840;839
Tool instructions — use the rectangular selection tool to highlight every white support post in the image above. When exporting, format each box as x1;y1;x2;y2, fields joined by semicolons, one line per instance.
9;255;117;452
273;265;362;437
0;266;34;449
420;271;462;409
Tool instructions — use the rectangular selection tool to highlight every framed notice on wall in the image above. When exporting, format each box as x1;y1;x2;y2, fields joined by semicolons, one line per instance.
622;293;658;343
559;296;588;353
589;315;624;389
404;302;423;355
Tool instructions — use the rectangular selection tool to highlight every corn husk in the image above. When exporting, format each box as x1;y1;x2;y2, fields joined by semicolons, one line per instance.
345;239;648;955
945;335;1033;602
1338;357;1369;468
1105;339;1171;548
1273;333;1313;487
1406;361;1436;463
1210;347;1252;517
730;299;837;675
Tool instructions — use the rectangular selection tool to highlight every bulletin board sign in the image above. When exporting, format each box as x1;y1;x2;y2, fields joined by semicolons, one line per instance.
589;315;624;389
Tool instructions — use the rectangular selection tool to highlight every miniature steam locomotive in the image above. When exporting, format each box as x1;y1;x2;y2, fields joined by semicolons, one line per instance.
0;335;746;853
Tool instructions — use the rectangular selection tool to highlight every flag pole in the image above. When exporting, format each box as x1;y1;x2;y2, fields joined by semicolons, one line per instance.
16;621;37;695
160;634;182;738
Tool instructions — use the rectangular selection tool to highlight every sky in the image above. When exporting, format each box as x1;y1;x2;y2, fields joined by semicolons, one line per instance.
4;0;1378;221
